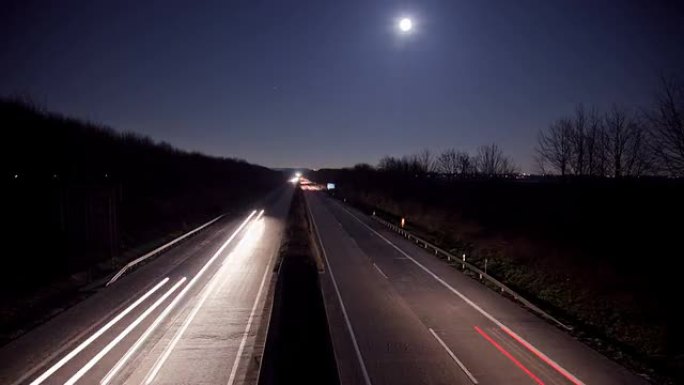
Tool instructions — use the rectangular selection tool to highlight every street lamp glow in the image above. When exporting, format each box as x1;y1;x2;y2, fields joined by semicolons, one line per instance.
399;18;413;32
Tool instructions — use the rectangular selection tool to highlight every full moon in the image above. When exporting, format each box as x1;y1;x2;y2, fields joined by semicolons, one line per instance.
399;18;413;32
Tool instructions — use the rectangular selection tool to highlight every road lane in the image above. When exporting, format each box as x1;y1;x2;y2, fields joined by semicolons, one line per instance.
308;192;477;385
123;190;292;385
0;186;293;385
306;191;647;385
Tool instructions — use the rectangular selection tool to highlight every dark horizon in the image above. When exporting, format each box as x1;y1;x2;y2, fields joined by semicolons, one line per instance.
2;0;683;171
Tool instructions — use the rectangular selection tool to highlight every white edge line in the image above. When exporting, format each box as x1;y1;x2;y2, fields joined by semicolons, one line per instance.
305;194;373;385
372;263;388;279
27;278;170;385
428;328;479;384
226;260;272;385
147;210;266;385
107;214;225;286
101;211;257;385
144;265;223;384
335;201;586;385
65;277;187;385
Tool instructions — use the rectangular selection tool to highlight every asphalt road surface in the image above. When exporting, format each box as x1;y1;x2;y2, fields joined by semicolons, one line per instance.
306;191;648;385
0;186;293;385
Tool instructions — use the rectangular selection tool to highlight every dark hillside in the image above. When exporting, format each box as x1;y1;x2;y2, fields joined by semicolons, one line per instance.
1;99;282;340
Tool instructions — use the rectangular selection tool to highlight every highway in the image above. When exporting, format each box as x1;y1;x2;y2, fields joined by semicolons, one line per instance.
306;191;648;385
0;186;293;385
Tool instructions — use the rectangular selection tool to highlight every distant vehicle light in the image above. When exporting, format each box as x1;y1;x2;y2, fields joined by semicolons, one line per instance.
327;183;336;190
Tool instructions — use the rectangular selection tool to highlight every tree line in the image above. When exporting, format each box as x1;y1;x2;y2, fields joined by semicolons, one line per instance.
358;76;683;180
374;143;518;178
2;98;282;285
536;77;684;177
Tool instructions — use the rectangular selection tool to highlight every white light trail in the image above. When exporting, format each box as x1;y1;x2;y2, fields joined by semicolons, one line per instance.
28;278;170;385
65;277;187;385
101;210;258;385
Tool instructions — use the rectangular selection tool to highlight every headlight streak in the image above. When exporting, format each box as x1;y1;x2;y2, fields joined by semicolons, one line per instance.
64;277;187;385
28;278;170;385
143;210;265;384
101;210;258;385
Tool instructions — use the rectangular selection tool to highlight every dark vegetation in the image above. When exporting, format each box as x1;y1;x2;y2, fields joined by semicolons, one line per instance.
259;187;339;385
309;78;684;383
536;77;684;178
1;99;282;342
313;169;683;383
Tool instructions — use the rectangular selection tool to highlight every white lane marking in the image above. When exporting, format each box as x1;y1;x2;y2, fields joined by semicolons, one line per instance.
221;210;265;269
108;214;225;285
372;263;388;279
226;259;272;385
489;328;563;385
306;195;373;385
65;277;186;385
336;202;586;385
143;268;222;384
101;211;258;385
428;328;479;384
27;278;170;385
146;211;266;385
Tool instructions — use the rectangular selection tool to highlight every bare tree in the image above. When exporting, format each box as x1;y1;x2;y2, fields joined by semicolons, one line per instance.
435;149;476;178
456;151;475;176
536;118;573;175
414;149;435;174
378;156;400;172
625;119;653;176
435;149;459;177
604;106;651;177
647;77;684;176
352;163;374;172
584;108;607;176
475;143;517;175
570;105;587;175
604;106;629;177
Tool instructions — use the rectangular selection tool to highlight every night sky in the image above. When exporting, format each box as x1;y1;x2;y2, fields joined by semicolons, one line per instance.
2;0;683;171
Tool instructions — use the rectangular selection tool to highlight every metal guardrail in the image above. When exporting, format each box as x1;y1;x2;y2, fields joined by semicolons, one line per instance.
106;214;225;286
370;214;572;331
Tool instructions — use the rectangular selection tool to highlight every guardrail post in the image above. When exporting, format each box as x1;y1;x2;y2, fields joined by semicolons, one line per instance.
480;258;487;280
373;210;571;330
